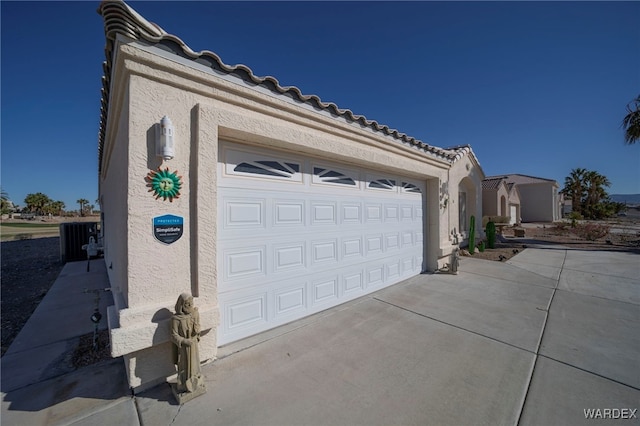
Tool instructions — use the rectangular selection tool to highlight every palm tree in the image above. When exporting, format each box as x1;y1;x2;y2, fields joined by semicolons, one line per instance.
77;198;89;216
561;168;587;216
25;192;52;215
622;95;640;145
1;188;10;215
51;201;66;216
584;171;611;218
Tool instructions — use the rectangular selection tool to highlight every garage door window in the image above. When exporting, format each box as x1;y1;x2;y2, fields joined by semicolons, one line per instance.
313;167;357;186
368;179;396;191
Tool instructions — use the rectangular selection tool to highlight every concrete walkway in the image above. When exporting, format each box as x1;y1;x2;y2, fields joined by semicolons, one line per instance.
2;248;639;425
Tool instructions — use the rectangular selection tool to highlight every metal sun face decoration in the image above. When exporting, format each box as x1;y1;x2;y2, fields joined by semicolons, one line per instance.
146;167;183;202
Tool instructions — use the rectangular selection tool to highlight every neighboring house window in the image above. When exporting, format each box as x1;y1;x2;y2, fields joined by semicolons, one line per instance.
459;192;467;233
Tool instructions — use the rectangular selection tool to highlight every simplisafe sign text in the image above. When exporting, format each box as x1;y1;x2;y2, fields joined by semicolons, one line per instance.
153;214;183;244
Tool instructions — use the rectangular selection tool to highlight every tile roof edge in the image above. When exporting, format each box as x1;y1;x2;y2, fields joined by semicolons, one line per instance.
485;173;558;184
97;0;464;171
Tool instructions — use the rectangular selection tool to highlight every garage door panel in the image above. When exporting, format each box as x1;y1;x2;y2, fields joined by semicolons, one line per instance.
385;204;399;221
218;141;426;345
274;283;307;318
224;246;266;281
365;234;384;255
273;201;305;226
365;204;383;222
343;270;365;295
384;232;400;251
311;202;338;225
223;198;266;229
224;292;268;332
366;265;385;287
342;236;364;258
311;275;339;307
341;203;362;224
311;239;338;264
273;242;306;272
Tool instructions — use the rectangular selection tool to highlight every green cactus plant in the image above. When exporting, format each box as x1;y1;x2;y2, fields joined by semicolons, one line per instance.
486;221;496;249
468;215;476;254
478;240;485;252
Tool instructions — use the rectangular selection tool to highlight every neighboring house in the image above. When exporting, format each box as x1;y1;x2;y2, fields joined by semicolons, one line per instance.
97;0;484;392
562;198;573;216
482;177;521;225
485;174;562;223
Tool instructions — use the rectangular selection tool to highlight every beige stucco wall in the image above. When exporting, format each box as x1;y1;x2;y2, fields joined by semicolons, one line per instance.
101;39;481;391
518;183;559;222
447;157;484;251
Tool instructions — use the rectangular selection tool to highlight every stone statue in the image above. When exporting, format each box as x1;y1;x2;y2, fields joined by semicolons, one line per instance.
170;293;206;403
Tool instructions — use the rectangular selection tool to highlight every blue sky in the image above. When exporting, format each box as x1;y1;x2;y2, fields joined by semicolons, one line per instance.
1;1;639;211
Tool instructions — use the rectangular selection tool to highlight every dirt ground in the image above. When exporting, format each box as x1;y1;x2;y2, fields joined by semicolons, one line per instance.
466;219;640;262
2;218;639;359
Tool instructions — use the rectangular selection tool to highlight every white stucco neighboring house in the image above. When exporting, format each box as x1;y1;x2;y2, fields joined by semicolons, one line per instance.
97;0;484;392
484;174;562;223
482;177;521;225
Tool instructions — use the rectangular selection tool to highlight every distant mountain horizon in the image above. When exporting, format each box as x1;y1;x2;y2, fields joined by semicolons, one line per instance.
609;194;640;204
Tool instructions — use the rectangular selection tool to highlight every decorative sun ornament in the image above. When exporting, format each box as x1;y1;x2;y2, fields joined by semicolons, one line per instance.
146;167;183;202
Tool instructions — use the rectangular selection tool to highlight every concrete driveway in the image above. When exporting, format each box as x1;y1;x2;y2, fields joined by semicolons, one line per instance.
136;248;639;426
2;248;639;425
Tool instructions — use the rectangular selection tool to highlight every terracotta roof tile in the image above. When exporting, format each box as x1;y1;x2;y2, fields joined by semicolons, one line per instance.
482;177;506;190
97;0;475;170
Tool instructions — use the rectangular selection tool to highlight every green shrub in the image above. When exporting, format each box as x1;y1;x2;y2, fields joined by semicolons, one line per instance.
468;215;476;254
568;211;582;228
486;221;496;249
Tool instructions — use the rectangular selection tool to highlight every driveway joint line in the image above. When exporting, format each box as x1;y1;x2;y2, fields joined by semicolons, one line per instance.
371;297;536;355
559;266;639;282
553;287;639;306
537;353;640;392
458;269;555;290
515;249;567;426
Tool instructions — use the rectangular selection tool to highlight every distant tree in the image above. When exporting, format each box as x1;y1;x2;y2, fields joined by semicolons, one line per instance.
25;192;52;215
583;171;611;219
561;168;587;216
77;198;89;216
622;95;640;145
562;169;617;220
1;188;10;215
51;201;65;216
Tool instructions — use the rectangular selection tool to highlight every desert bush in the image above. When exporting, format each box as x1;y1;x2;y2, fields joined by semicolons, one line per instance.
552;221;570;234
572;223;610;241
482;216;511;227
568;211;583;228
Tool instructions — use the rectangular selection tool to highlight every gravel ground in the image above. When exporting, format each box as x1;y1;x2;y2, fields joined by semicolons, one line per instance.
1;237;64;356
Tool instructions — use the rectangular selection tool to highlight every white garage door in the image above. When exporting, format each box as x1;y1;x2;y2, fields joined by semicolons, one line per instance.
217;142;426;345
